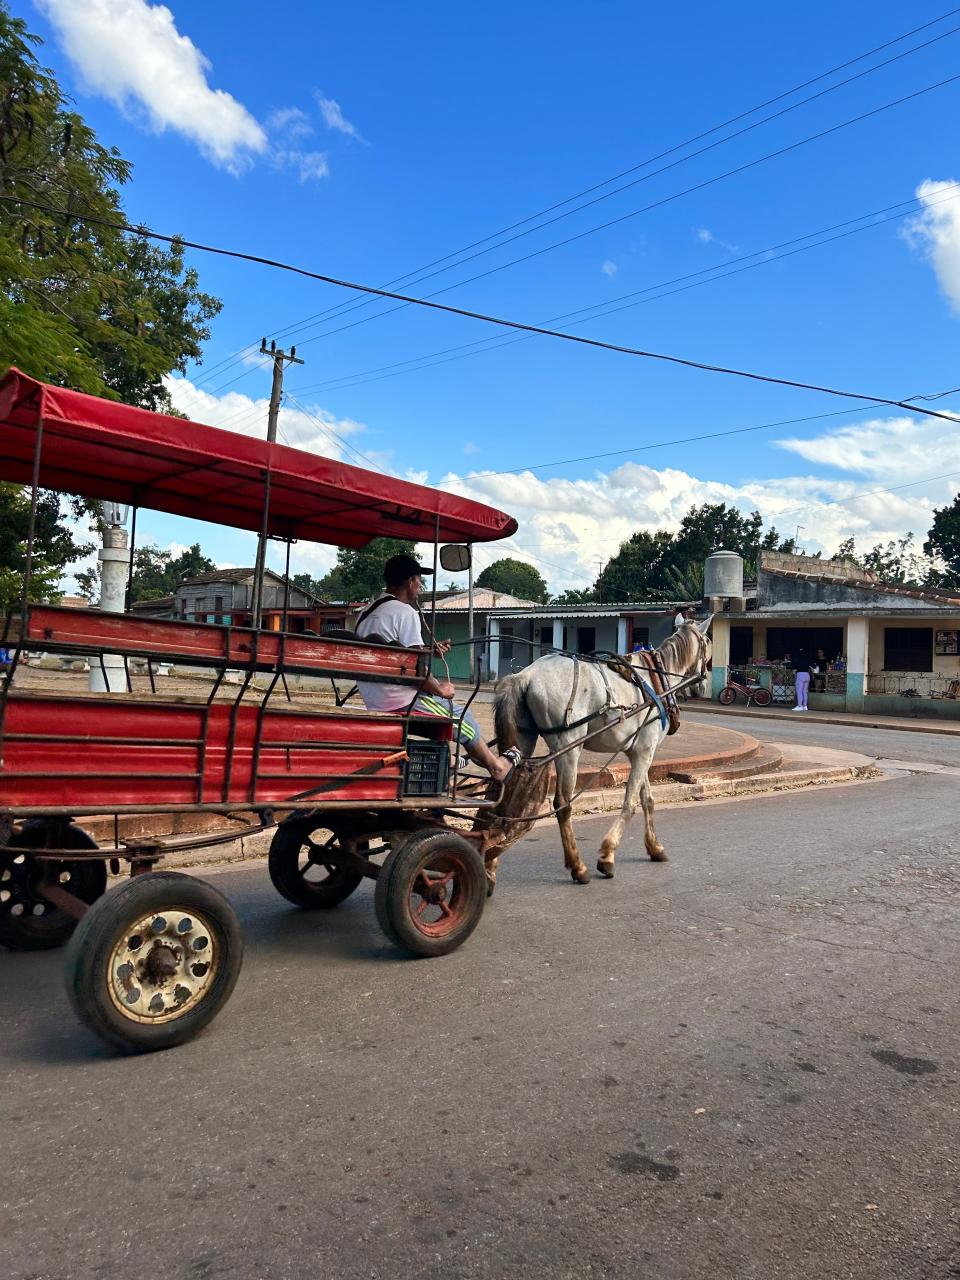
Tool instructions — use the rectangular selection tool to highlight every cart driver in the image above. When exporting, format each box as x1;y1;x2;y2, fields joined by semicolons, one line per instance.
355;553;515;782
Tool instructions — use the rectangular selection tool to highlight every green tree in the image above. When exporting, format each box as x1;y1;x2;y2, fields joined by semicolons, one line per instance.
925;494;960;587
316;537;417;601
597;529;673;602
475;557;549;602
77;541;216;603
0;482;82;608
551;586;597;606
0;6;221;598
0;6;221;402
860;532;933;587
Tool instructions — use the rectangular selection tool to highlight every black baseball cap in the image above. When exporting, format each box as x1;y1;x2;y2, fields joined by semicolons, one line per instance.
384;553;434;586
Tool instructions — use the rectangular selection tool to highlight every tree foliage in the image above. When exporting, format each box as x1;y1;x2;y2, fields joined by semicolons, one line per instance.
0;5;222;600
0;6;221;402
0;482;83;608
310;538;418;601
75;542;216;603
924;494;960;587
832;533;937;588
594;504;795;603
475;557;549;603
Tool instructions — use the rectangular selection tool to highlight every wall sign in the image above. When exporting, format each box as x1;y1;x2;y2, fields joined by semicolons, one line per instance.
935;629;958;655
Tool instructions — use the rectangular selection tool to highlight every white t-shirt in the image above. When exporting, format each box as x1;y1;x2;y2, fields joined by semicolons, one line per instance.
355;596;425;711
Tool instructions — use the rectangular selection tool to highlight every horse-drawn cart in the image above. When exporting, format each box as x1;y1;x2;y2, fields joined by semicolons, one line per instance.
0;368;518;1052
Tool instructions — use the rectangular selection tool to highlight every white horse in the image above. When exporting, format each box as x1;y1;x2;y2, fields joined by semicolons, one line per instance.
492;622;711;883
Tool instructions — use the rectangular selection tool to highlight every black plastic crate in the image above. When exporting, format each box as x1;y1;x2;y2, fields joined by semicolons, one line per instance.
402;740;450;796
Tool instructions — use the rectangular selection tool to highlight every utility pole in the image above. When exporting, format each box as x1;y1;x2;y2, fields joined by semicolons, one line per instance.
250;339;304;628
89;501;130;692
597;560;605;604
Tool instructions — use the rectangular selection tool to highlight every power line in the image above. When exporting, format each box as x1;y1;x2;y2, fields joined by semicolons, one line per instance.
292;185;960;398
285;22;960;350
289;68;960;353
281;391;387;473
6;190;960;430
177;8;960;394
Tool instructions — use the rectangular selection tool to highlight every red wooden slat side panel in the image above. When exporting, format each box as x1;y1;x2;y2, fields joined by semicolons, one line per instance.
25;606;426;680
0;695;407;808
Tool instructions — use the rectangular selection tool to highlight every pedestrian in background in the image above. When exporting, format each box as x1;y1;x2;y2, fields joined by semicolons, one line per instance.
793;648;813;711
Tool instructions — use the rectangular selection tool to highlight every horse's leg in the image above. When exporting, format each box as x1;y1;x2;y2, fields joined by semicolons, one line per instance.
638;774;667;861
554;751;590;884
597;738;658;876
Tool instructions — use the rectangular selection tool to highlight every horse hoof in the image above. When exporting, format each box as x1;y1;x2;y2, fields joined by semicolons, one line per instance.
485;876;497;899
596;859;615;879
647;847;668;862
571;866;591;884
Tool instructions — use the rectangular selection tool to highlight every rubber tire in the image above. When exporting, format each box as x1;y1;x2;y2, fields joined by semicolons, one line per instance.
717;686;736;705
374;829;486;959
0;823;107;952
752;687;772;707
64;871;243;1053
268;817;364;909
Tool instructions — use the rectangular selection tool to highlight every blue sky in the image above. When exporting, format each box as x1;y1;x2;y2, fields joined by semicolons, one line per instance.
22;0;960;590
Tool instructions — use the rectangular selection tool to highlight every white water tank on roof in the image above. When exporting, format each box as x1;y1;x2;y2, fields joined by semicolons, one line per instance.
704;550;743;599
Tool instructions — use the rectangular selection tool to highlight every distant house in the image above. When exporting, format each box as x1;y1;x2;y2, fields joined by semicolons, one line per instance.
130;569;359;634
423;588;536;680
711;550;960;717
483;600;695;681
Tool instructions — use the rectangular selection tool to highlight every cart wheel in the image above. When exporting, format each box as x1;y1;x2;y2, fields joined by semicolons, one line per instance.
0;822;107;952
752;687;772;707
375;830;486;958
64;871;243;1053
268;817;365;909
717;686;736;705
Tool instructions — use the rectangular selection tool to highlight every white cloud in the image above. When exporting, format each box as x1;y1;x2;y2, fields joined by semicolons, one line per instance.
316;93;364;141
775;413;960;483
601;259;618;278
37;0;266;171
462;441;479;455
696;228;714;244
164;374;367;460
903;178;960;312
158;380;959;594
274;149;329;183
266;106;313;140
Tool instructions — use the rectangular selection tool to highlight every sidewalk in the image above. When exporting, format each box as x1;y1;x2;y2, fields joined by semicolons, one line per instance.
682;700;960;737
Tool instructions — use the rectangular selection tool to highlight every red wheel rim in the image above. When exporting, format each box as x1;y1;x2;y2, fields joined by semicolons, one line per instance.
407;850;474;939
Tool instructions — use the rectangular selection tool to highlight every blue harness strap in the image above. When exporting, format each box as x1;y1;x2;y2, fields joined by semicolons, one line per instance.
634;672;668;730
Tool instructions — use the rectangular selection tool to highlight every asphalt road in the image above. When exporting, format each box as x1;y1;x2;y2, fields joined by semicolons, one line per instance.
2;765;958;1279
692;708;960;770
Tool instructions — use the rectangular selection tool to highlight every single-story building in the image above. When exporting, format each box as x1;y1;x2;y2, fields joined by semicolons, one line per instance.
131;569;359;634
423;588;536;680
485;601;695;682
711;550;960;717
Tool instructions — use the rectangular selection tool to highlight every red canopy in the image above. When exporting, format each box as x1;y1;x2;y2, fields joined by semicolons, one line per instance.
0;368;517;546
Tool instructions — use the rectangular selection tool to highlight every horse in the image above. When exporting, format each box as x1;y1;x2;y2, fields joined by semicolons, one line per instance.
491;621;711;884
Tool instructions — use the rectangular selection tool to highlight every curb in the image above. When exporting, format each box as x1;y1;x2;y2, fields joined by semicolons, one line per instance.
684;702;960;738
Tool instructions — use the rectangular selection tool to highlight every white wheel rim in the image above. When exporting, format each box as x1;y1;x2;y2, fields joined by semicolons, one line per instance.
107;906;220;1024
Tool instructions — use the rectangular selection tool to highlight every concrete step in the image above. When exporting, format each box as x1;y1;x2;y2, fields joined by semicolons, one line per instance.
665;742;784;784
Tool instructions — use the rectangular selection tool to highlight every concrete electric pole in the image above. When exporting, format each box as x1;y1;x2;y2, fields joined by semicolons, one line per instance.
250;340;304;628
89;501;130;692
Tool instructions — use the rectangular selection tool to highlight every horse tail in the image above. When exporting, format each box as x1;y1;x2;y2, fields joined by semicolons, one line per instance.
494;671;537;752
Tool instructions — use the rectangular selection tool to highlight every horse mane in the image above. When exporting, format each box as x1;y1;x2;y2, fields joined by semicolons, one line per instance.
654;624;702;674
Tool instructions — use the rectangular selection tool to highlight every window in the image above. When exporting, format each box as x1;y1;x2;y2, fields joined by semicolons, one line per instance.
195;597;204;621
884;627;932;672
213;595;224;624
630;624;649;649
